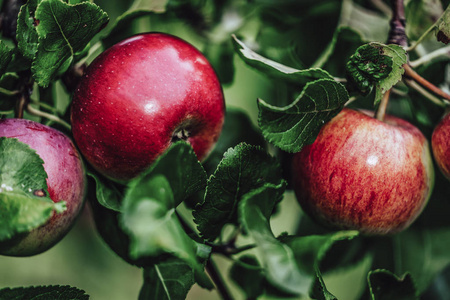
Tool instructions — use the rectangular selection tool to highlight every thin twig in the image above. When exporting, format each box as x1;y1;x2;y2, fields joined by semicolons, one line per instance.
404;78;447;107
403;63;450;101
26;104;72;130
206;258;233;300
406;22;438;52
0;87;19;96
409;45;450;68
375;89;391;121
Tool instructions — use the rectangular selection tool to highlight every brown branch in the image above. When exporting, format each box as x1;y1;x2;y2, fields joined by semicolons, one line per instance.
388;0;408;47
403;63;450;101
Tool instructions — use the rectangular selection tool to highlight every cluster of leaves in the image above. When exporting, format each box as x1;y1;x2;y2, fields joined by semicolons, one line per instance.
1;0;450;299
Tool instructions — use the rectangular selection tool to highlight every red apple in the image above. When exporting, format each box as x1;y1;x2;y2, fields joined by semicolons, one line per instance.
432;111;450;180
71;32;225;181
0;119;86;256
291;108;434;235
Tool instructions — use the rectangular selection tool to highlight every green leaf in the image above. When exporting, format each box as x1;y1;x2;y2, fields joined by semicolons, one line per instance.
31;0;109;87
0;285;89;299
0;191;66;241
193;143;283;241
229;255;265;299
120;174;212;288
0;137;48;196
368;270;418;300
0;137;67;241
238;182;315;295
139;258;195;300
311;269;337;300
257;79;348;153
232;35;333;85
87;171;123;212
372;43;407;105
16;0;40;60
134;141;207;207
0;41;12;76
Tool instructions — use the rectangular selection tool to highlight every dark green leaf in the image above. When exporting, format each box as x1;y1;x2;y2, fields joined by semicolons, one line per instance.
193;143;283;241
0;285;89;299
310;269;337;300
87;171;123;212
368;269;418;300
257;79;348;153
31;0;109;86
134;141;207;207
0;41;12;76
238;182;314;295
139;258;195;300
229;255;265;299
232;35;333;85
16;0;40;60
120;174;212;288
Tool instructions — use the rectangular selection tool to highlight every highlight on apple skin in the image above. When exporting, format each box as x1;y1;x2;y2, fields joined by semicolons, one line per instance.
291;108;434;235
0;118;87;256
432;111;450;181
71;32;226;182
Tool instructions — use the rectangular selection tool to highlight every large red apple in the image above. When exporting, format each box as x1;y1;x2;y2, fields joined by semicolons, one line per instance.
71;32;225;181
0;119;86;256
291;108;434;235
432;111;450;180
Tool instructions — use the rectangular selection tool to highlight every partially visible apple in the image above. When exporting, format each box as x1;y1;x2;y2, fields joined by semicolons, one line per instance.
0;119;86;256
291;108;434;235
71;32;225;181
432;111;450;180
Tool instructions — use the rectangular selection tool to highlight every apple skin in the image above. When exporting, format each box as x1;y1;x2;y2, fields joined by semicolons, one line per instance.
432;111;450;180
71;32;225;181
0;119;86;256
291;108;434;235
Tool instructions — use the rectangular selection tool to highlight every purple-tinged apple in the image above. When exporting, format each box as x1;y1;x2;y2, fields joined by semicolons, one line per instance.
291;108;434;235
71;32;225;181
0;119;86;256
432;111;450;180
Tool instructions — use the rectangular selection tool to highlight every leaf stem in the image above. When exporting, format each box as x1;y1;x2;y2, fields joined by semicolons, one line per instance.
375;89;391;121
206;258;234;300
26;104;72;130
404;78;447;107
409;45;450;68
403;63;450;101
406;22;438;52
0;87;19;96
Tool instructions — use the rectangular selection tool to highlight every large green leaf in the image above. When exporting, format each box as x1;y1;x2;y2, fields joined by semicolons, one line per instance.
193;143;283;241
31;0;109;86
0;285;89;299
0;137;66;241
258;79;348;153
87;171;123;212
238;182;315;295
232;35;333;85
0;41;12;76
139;257;195;300
120;174;212;289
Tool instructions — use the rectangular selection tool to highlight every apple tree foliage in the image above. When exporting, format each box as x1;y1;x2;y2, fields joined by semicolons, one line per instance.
0;0;450;299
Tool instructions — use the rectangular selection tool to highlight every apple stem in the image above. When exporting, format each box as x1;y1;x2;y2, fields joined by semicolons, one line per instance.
375;89;391;121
